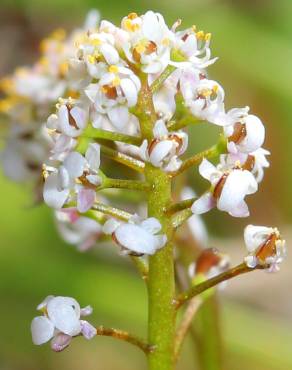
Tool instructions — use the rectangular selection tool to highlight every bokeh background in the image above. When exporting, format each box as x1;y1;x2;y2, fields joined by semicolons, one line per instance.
0;0;292;369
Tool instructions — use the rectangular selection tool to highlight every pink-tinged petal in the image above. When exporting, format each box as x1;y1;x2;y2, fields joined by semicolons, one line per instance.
31;316;54;345
108;106;129;131
50;333;72;352
77;188;96;213
120;78;138;107
228;200;249;218
103;218;121;234
80;305;93;317
80;320;97;340
198;159;216;181
60;208;80;223
43;173;69;209
241;115;265;153
191;192;215;214
227;141;238;154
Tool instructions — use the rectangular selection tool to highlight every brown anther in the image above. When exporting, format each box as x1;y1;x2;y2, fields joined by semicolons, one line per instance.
256;233;277;263
199;73;206;80
242;155;255;171
168;134;183;154
145;41;157;55
132;47;142;63
102;85;118;99
196;248;222;274
78;172;97;189
27;162;40;171
181;33;189;42
148;138;160;155
213;173;228;199
228;122;247;144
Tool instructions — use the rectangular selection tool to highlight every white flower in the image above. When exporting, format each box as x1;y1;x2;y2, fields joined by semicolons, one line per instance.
47;98;88;138
85;65;141;131
31;296;96;351
139;120;188;172
103;215;167;255
244;225;286;272
220;147;270;183
183;78;226;125
192;158;258;217
171;26;217;69
223;108;265;154
55;208;102;251
121;11;172;74
43;143;101;212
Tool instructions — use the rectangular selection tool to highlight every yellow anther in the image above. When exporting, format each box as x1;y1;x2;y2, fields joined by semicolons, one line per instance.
87;55;96;64
192;25;197;33
15;67;29;77
112;76;121;87
39;57;49;67
196;31;205;40
40;39;50;53
108;65;119;74
128;12;138;19
0;78;14;94
205;33;212;41
135;43;146;54
90;37;101;46
162;38;170;46
200;88;212;98
59;61;68;77
124;19;140;32
212;85;219;93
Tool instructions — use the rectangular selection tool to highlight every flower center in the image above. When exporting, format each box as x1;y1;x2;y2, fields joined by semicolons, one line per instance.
256;233;277;263
228;122;247;144
213;173;228;199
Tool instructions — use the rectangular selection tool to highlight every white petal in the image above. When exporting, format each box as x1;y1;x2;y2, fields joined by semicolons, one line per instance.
140;217;162;234
107;106;129;130
191;192;215;214
31;316;54;345
199;159;216;181
85;143;100;171
77;188;96;213
244;224;274;252
80;305;93;317
37;296;54;311
153;120;168;138
43;173;69;209
47;297;81;336
102;218;121;234
241;115;265;153
149;140;173;167
120;78;138;107
51;333;72;352
70;107;88;130
80;320;97;340
63;152;86;179
228;200;249;218
100;43;120;65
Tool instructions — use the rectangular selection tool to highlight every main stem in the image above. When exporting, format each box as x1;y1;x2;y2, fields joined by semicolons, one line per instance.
137;75;176;370
146;165;176;370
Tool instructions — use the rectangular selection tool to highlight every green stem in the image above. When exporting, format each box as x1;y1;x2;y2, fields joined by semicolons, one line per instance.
176;263;265;308
130;256;149;282
83;125;142;146
95;326;151;354
92;202;132;221
171;208;193;229
167;117;205;131
100;145;145;173
104;178;151;192
150;65;176;93
166;198;196;215
170;137;227;177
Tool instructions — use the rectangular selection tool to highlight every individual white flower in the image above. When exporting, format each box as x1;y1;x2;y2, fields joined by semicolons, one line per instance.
183;78;226;125
47;98;89;138
103;215;167;255
188;248;230;281
55;208;102;251
31;295;96;351
43;143;101;212
223;108;265;154
121;11;172;74
220;147;270;183
192;158;258;217
171;26;217;69
244;225;286;272
85;65;141;131
139;120;188;172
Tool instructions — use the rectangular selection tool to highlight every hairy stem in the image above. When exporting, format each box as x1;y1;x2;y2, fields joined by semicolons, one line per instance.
92;202;132;221
166;198;196;215
95;326;151;354
83;125;142;145
104;178;151;192
130;256;149;282
150;65;176;93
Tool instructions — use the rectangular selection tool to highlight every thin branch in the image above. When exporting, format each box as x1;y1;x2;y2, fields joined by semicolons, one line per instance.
170;137;227;177
104;178;151;192
100;145;145;173
176;263;266;308
130;256;149;282
174;297;203;361
95;326;152;354
165;198;196;215
167;117;205;131
83;126;142;146
150;65;176;93
171;208;193;229
92;202;132;221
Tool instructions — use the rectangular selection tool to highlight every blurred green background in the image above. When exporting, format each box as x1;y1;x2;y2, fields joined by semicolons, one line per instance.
0;0;292;369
